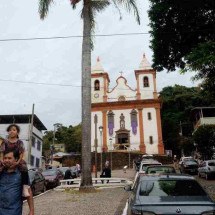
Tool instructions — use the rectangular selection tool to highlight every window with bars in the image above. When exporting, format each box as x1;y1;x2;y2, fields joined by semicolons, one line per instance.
143;76;149;87
148;112;152;120
37;140;41;151
149;136;153;144
36;158;40;168
30;155;35;166
32;136;36;147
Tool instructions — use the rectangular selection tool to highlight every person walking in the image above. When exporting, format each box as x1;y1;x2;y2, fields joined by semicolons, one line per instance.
100;163;111;184
0;148;34;215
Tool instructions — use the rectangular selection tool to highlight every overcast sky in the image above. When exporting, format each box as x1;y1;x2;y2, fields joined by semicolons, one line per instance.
0;0;198;130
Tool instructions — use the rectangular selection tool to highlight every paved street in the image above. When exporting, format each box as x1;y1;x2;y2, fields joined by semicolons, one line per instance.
22;169;215;215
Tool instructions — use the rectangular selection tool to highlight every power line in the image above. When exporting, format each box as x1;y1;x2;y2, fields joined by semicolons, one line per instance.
0;78;156;91
0;32;148;42
0;28;211;42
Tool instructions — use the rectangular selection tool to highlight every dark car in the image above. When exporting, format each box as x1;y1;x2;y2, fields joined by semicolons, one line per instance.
42;169;64;188
145;165;176;174
125;174;215;215
179;159;199;174
58;166;78;178
28;170;46;196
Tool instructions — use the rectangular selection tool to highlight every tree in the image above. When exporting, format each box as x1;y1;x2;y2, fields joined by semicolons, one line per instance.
148;0;215;91
193;125;215;159
38;0;140;190
159;85;215;156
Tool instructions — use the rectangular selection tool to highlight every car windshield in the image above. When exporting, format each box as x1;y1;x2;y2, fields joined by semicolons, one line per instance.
208;162;215;166
42;170;57;176
142;163;161;171
59;167;69;173
146;166;175;174
184;160;198;165
138;179;207;197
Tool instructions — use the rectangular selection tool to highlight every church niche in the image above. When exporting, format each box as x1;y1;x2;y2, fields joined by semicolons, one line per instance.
107;110;114;136
120;113;125;129
130;109;138;135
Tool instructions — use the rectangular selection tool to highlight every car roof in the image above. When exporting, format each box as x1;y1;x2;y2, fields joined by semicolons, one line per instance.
141;159;161;164
138;173;195;181
146;165;175;168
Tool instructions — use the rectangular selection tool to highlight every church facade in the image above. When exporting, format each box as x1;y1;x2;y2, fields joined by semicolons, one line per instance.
91;55;164;155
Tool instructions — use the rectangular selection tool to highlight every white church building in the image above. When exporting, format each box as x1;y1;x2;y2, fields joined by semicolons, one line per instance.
91;54;164;155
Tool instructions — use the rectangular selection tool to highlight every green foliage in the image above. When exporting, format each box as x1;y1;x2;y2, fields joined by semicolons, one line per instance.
193;125;215;159
42;124;82;154
148;0;214;72
160;85;215;155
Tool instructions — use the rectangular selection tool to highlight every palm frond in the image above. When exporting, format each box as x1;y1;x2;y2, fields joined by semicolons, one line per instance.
91;0;110;12
39;0;54;20
112;0;140;24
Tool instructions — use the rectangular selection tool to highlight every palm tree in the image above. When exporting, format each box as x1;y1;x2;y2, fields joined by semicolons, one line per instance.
39;0;140;190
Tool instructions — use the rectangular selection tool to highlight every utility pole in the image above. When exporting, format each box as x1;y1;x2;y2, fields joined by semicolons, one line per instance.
28;103;35;165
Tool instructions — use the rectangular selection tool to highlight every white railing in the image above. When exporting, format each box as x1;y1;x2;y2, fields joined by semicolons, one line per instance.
57;177;132;189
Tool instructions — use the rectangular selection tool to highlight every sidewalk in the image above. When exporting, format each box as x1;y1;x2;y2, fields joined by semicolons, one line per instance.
23;169;135;215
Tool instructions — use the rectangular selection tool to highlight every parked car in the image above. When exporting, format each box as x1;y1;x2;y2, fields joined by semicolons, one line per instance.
198;160;215;180
139;159;162;174
42;169;64;188
179;156;194;165
145;165;176;174
125;174;215;215
179;159;199;174
58;166;78;178
28;170;46;196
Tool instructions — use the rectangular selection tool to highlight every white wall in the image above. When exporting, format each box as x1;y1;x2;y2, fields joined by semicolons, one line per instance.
139;74;154;99
142;108;158;154
107;77;136;102
91;77;105;103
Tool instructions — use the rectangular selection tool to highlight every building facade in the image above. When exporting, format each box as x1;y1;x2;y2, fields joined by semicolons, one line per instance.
0;114;47;168
91;55;164;154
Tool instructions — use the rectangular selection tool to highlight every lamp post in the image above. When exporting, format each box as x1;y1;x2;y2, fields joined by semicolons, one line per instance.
109;138;113;171
99;126;103;172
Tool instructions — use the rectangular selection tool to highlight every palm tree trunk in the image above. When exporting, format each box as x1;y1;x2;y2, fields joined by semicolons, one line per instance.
80;2;94;190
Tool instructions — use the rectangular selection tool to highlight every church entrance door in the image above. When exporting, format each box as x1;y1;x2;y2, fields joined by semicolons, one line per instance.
115;129;130;150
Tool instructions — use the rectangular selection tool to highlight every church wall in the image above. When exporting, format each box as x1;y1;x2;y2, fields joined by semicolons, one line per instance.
106;109;140;151
91;77;104;103
142;108;159;154
139;74;154;99
107;78;136;102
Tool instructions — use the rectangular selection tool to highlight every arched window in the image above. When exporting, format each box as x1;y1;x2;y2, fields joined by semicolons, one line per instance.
118;96;126;101
143;76;149;87
94;80;100;91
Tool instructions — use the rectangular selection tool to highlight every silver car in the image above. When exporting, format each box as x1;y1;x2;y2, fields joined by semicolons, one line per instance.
198;160;215;180
125;174;215;215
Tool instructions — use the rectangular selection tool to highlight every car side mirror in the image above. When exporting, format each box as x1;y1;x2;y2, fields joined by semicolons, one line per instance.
124;185;132;192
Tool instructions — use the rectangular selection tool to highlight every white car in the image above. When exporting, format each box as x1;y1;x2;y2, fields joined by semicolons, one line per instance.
139;159;162;174
198;160;215;180
179;156;194;165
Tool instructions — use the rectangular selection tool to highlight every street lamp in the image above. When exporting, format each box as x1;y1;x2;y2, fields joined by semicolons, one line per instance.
109;138;113;171
99;126;103;172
